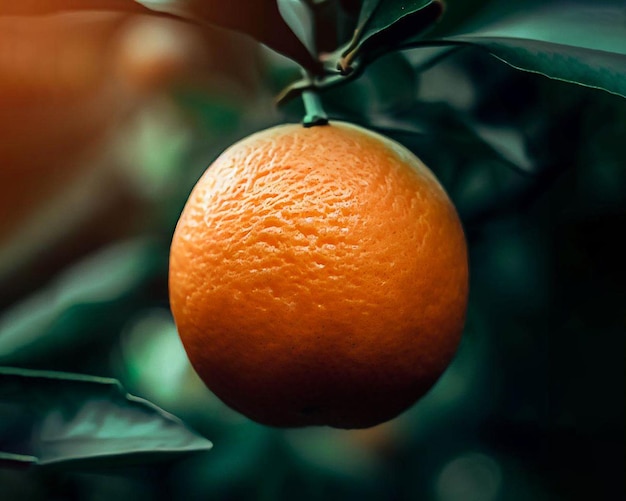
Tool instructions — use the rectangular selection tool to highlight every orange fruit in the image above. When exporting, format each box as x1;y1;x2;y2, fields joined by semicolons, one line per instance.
169;121;469;429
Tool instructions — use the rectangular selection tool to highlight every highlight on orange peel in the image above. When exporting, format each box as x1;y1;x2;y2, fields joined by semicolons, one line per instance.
169;121;469;429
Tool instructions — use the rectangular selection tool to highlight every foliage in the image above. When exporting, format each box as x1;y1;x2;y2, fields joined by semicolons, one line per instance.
0;0;624;499
0;367;212;467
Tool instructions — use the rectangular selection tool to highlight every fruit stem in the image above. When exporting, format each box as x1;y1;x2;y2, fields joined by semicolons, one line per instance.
302;90;329;128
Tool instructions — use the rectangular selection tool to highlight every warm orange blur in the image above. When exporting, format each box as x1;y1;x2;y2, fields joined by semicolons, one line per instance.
0;11;262;293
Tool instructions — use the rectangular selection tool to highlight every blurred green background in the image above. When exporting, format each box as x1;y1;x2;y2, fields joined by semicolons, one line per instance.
0;0;624;499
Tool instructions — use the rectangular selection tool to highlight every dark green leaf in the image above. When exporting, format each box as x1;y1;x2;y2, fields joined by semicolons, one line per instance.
340;0;444;73
353;0;438;46
365;101;535;175
0;452;37;467
351;0;387;40
0;367;212;467
282;0;445;102
277;0;316;55
442;2;626;98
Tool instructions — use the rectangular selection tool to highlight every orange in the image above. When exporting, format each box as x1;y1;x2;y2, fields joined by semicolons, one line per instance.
169;121;469;429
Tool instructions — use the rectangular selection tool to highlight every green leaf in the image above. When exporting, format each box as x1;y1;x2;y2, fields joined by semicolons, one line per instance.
364;101;535;175
277;0;316;55
340;0;444;73
0;0;321;75
426;0;494;38
0;239;165;367
442;2;626;99
0;367;212;467
0;452;37;467
352;0;438;45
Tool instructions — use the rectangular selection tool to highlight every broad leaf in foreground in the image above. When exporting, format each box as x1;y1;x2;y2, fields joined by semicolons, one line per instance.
0;367;212;467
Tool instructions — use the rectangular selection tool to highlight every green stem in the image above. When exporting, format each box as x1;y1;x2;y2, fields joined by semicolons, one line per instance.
302;90;329;128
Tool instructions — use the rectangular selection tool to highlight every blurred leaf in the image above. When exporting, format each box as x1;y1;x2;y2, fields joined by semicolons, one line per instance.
0;452;37;467
0;239;166;367
339;0;444;73
407;44;463;73
363;101;535;175
277;0;316;55
426;0;494;38
174;89;242;136
0;0;321;75
0;367;212;467
441;2;626;98
470;123;533;173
